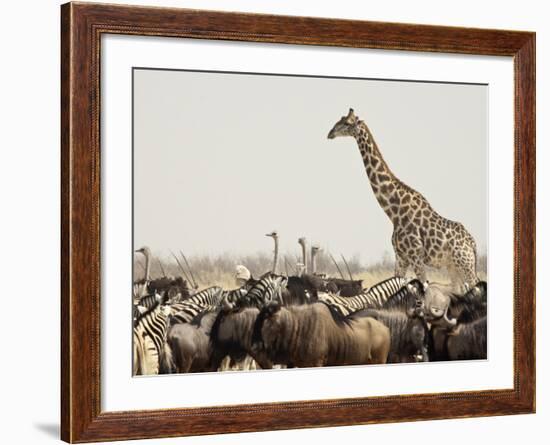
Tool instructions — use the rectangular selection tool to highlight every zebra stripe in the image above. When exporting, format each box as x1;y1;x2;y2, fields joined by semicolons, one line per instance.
221;287;249;306
363;277;407;307
319;276;408;316
136;293;161;309
169;286;224;324
382;279;423;311
133;302;169;374
136;304;168;356
238;275;287;308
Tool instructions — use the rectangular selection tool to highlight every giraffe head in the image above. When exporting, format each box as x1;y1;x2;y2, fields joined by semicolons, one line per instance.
327;108;359;139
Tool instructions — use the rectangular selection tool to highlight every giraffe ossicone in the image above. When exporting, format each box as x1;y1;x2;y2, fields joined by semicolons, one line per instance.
328;108;479;290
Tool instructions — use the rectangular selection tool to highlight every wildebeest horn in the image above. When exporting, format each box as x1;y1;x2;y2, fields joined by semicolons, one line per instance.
442;308;457;328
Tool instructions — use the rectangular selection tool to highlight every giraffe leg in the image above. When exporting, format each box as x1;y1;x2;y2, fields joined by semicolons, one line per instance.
394;254;409;278
404;236;427;283
448;264;465;294
411;258;427;284
451;245;478;291
392;230;409;278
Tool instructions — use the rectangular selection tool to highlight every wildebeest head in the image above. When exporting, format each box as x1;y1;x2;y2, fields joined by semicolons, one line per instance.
423;283;457;329
406;279;425;297
327;108;359;139
471;281;487;301
406;308;430;362
252;301;282;345
251;301;283;347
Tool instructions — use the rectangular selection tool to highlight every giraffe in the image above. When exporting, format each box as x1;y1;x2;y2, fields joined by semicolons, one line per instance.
327;108;478;290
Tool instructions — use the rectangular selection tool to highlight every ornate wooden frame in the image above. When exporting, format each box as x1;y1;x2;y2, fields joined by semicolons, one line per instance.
61;2;536;442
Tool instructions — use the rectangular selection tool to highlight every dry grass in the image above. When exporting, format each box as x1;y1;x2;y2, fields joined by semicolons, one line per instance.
134;250;487;290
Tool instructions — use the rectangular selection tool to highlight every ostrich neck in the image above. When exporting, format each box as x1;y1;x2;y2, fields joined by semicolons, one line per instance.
300;242;308;273
354;123;402;220
272;238;279;274
144;251;151;283
311;249;317;274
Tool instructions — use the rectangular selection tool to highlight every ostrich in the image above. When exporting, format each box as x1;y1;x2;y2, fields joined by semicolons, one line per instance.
311;245;321;275
298;237;308;274
266;231;279;274
135;246;152;298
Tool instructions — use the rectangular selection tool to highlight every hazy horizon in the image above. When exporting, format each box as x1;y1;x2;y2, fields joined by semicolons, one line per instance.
133;69;487;266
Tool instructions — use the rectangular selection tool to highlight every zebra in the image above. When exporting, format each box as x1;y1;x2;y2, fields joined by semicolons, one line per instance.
237;274;288;309
382;279;424;312
133;292;164;325
133;300;170;375
362;276;407;306
318;276;408;317
221;287;249;307
169;286;224;324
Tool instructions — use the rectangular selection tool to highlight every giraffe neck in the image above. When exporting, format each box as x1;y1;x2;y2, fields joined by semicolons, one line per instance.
354;122;403;222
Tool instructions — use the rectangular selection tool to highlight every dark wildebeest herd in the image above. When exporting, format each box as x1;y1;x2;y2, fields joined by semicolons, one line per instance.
133;247;487;375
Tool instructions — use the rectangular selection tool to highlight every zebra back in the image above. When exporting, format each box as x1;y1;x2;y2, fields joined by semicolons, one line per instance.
221;287;249;306
364;276;407;308
169;286;224;324
239;275;287;308
318;276;408;316
318;292;373;317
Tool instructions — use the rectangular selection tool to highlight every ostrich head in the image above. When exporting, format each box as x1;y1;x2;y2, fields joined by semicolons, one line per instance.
298;237;306;248
135;246;151;257
327;108;359;139
265;231;278;239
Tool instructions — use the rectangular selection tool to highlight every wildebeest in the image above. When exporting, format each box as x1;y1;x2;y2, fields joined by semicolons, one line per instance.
446;316;487;360
351;308;430;363
254;302;390;367
325;278;364;297
148;276;191;302
164;310;219;373
447;281;487;323
428;282;488;361
421;283;457;328
210;306;273;370
422;280;487;328
282;275;320;305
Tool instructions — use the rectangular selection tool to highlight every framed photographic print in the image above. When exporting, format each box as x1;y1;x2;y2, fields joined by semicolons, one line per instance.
61;2;535;442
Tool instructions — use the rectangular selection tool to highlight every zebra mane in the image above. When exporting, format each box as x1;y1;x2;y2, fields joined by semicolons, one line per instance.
366;276;406;293
319;301;353;326
382;279;423;310
134;299;162;325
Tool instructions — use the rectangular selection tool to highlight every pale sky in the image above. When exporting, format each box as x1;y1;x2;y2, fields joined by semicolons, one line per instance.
133;69;487;264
